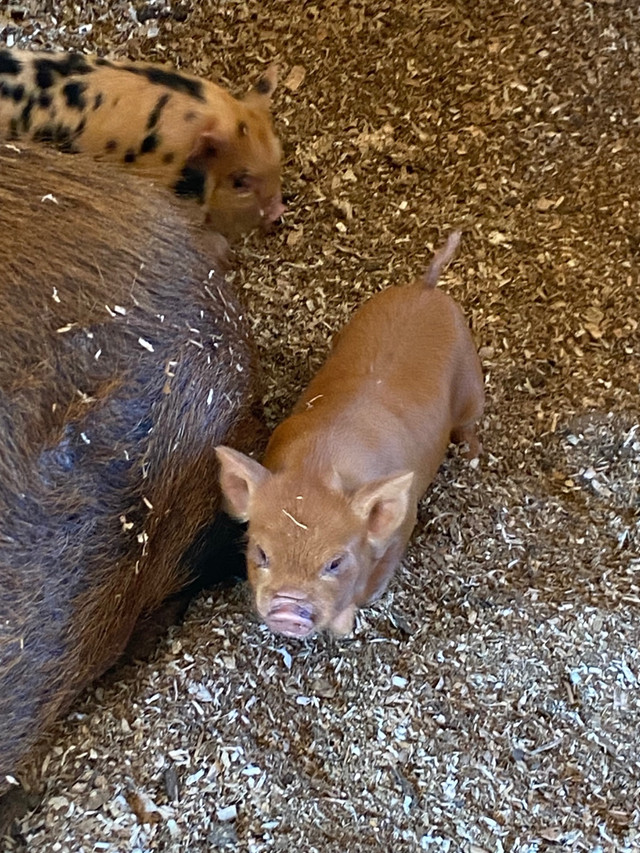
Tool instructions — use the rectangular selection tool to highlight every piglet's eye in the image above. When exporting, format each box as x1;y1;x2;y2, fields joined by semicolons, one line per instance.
321;555;345;577
231;171;250;191
254;544;269;569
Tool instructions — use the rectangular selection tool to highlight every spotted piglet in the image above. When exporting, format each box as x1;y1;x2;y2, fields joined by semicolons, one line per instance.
0;48;284;237
216;233;485;639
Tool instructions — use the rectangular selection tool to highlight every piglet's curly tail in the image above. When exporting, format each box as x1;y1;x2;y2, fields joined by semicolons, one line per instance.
421;230;461;289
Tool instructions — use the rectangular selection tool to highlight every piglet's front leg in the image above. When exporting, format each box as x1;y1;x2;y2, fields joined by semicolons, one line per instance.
329;604;357;636
326;544;405;636
360;538;409;606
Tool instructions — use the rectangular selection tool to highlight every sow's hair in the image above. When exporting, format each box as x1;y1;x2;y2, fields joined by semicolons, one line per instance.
0;144;264;783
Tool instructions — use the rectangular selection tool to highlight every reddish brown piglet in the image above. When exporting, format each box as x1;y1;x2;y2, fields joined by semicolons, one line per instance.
216;232;485;639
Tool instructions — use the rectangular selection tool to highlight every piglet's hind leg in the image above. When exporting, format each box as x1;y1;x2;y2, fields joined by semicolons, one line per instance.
451;422;482;459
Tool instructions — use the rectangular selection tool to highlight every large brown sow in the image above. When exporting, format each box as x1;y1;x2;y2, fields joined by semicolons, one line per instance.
0;145;263;784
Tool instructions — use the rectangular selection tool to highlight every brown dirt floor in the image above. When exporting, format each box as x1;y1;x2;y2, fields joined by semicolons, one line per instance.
2;0;640;851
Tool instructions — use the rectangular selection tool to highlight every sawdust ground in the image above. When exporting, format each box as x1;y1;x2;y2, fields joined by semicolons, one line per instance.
1;0;639;850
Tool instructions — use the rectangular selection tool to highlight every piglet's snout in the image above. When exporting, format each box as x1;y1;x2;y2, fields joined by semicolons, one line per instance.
265;591;315;638
260;194;286;228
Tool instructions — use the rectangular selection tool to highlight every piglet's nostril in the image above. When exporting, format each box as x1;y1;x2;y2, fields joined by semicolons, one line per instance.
296;604;313;621
267;593;315;623
263;594;316;638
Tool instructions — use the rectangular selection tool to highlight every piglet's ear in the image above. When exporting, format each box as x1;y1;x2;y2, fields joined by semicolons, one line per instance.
215;446;270;522
245;64;278;107
351;471;414;547
188;122;227;163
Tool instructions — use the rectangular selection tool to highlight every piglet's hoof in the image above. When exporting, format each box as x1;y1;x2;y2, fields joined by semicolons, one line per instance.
452;425;482;460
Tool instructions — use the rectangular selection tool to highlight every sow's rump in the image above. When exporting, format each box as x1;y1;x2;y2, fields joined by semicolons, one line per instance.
0;145;262;780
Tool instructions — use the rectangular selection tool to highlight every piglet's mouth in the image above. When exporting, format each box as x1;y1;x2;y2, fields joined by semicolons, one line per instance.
259;197;286;230
264;603;315;639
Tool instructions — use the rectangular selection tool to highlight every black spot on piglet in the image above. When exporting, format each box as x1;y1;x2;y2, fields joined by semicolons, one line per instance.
140;133;159;154
34;61;55;89
20;95;36;132
122;64;205;102
0;50;21;75
173;165;206;202
34;54;93;89
124;148;137;163
0;83;23;102
147;92;170;129
61;54;94;76
63;81;87;110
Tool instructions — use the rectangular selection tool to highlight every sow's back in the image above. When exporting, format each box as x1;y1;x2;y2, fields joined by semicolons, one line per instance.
0;145;262;780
